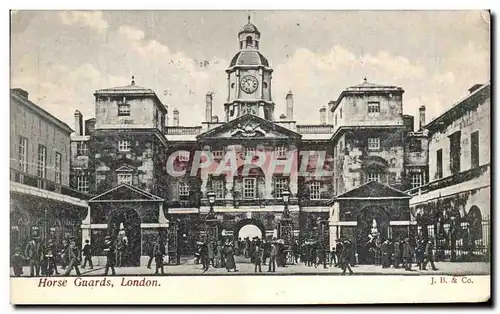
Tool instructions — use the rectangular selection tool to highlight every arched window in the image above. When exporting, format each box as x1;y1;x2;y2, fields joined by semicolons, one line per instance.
246;36;253;48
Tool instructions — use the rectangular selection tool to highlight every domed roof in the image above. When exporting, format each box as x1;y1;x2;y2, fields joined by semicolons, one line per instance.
230;50;269;67
239;22;260;35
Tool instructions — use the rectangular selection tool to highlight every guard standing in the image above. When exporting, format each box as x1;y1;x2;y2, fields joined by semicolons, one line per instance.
103;236;116;276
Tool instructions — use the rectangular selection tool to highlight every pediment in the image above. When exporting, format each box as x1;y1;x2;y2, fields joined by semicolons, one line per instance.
116;165;135;172
197;114;301;141
337;181;410;199
88;184;164;202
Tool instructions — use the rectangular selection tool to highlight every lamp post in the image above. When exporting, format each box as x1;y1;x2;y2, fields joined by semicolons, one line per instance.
204;191;218;242
282;190;290;219
450;212;458;262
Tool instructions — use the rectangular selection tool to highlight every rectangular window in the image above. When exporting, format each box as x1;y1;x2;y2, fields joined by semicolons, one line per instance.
436;149;443;179
77;175;89;193
55;152;62;184
367;172;380;183
449;131;461;174
309;181;321;200
76;141;88;155
368;101;380;113
340;108;343;119
178;151;190;162
471;131;479;168
274;177;289;198
118;140;131;152
211;179;225;199
368;137;380;150
409;139;422;153
212;150;224;160
178;182;190;196
243;178;256;199
335;114;337;125
37;144;47;178
274;146;288;159
244;147;256;159
18;136;27;172
411;173;422;189
117;99;130;116
117;173;132;185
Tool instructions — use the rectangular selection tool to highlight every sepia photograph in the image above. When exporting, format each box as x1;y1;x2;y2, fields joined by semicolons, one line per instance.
9;9;491;304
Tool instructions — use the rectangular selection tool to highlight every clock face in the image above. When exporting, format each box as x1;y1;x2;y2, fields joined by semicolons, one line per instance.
240;75;259;94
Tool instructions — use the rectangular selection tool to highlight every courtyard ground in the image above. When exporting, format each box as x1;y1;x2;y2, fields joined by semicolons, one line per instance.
11;256;490;277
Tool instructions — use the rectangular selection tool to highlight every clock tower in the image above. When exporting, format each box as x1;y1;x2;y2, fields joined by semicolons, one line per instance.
224;16;275;121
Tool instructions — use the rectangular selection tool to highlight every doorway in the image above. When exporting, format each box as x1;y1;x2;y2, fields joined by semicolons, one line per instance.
107;208;141;267
356;206;390;264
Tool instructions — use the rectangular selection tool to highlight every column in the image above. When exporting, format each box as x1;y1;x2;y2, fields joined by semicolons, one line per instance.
265;174;273;199
328;201;340;251
225;175;233;205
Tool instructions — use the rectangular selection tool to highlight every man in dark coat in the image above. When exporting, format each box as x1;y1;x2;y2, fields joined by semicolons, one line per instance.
44;239;60;276
381;240;390;268
317;241;327;269
64;239;81;276
340;240;354;275
416;238;426;270
81;239;93;269
335;239;343;267
104;236;116;276
422;238;438;271
11;247;24;277
393;239;401;268
25;236;43;277
262;240;270;265
254;243;263;273
152;239;165;275
268;242;278;272
402;238;414;271
200;241;209;271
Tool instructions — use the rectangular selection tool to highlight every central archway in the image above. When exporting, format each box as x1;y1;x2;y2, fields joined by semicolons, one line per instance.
233;218;266;241
107;208;141;267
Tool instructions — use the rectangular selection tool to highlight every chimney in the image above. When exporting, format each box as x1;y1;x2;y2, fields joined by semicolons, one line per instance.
419;105;426;130
173;108;179;126
211;116;219;123
286;91;294;120
319;106;327;125
328;101;335;124
74;110;83;136
205;92;213;122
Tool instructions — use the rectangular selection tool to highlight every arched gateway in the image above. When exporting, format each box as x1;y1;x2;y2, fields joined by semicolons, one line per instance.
234;219;266;240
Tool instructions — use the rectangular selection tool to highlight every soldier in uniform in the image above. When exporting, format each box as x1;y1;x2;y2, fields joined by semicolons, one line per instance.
103;236;116;276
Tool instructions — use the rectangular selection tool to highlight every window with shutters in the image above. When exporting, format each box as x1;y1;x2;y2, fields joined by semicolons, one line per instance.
37;144;47;178
18;136;27;172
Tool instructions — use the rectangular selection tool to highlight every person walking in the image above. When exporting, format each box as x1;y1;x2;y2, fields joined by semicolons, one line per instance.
81;239;93;270
416;238;426;270
422;238;438;271
254;243;263;273
207;240;214;267
224;242;238;272
64;239;81;276
268;242;278;273
200;241;209;271
152;238;165;275
262;240;270;266
393;239;401;268
103;236;116;276
381;240;390;268
11;247;24;277
44;240;59;276
214;241;222;268
58;239;69;270
335;239;343;268
340;240;354;275
25;236;43;277
402;238;413;271
317;241;327;269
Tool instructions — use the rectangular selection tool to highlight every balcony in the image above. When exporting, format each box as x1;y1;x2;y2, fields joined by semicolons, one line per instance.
407;164;490;196
10;167;90;200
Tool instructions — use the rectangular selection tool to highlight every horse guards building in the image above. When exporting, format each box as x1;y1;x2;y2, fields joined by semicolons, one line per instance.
10;18;491;267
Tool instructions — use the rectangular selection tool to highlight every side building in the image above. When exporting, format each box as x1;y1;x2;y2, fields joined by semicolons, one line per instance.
10;88;88;256
408;83;491;262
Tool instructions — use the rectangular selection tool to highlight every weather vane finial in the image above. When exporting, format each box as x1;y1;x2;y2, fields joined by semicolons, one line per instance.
248;14;251;23
131;75;135;85
363;76;367;83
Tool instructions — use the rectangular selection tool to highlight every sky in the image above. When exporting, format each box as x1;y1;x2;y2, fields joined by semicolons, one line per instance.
10;10;490;129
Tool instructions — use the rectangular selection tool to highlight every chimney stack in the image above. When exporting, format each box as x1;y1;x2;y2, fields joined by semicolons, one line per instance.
173;108;179;126
74;110;83;136
419;105;426;130
286;91;294;120
205;92;213;122
12;88;29;99
328;101;335;124
319;106;327;125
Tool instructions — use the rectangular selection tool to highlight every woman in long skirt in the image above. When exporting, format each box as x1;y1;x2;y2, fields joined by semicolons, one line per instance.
224;243;238;272
214;241;222;268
